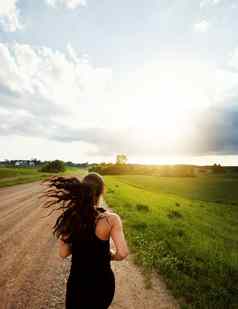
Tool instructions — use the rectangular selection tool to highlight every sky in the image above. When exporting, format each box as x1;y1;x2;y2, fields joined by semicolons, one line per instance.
0;0;238;165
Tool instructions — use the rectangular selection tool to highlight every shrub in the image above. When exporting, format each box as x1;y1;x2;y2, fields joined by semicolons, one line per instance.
167;210;183;219
39;160;65;173
136;203;150;212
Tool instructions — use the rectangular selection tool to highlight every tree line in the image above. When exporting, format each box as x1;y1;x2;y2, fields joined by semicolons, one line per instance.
89;163;197;176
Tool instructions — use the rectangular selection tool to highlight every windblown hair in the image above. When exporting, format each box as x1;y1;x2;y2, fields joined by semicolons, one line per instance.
40;172;105;243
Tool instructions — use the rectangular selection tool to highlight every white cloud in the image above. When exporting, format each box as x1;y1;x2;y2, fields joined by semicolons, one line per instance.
200;0;221;8
0;42;111;114
0;41;115;158
0;135;97;162
194;20;210;32
46;0;86;9
0;0;22;32
228;47;238;70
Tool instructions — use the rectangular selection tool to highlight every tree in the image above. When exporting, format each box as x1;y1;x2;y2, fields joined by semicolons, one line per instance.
116;154;128;165
40;160;65;173
211;163;225;174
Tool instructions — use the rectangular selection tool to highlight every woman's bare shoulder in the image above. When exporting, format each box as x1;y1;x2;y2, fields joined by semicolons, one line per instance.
104;207;118;216
96;207;118;220
104;209;121;225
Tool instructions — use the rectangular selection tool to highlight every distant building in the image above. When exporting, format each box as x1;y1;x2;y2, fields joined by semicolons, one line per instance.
5;160;38;167
15;160;35;167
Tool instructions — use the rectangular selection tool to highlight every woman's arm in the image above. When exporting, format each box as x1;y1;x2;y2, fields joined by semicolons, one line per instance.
59;234;72;259
109;214;129;261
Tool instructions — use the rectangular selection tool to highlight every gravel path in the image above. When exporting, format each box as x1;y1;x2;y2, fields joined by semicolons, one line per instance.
0;181;179;309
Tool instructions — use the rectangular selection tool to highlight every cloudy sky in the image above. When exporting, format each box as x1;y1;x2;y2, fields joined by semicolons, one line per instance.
0;0;238;165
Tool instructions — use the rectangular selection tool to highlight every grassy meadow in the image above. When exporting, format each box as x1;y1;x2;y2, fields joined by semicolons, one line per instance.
112;174;238;204
0;167;47;187
0;166;87;188
104;174;238;308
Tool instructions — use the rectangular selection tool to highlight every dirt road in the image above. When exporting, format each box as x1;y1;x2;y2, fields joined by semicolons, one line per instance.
0;182;179;309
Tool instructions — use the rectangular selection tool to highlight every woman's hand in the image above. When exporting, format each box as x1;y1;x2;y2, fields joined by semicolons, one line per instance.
110;248;116;260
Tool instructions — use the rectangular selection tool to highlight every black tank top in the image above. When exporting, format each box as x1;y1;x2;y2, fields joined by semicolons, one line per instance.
68;207;112;280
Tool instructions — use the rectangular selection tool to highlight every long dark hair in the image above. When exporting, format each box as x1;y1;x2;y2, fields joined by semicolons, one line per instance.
40;172;105;243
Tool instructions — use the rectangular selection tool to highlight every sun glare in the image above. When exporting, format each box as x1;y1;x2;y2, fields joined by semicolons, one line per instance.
119;59;211;151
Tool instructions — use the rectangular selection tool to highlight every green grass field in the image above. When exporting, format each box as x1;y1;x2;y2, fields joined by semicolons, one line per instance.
104;174;238;309
112;174;238;204
0;166;87;188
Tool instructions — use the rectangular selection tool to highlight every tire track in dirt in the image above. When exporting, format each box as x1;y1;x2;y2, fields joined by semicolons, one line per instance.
0;183;40;218
0;196;38;235
0;205;55;292
0;186;49;252
0;182;40;205
0;181;179;309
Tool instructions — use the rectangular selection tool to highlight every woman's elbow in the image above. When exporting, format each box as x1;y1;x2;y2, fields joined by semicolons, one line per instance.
59;249;71;259
59;252;67;259
59;239;72;258
118;249;129;260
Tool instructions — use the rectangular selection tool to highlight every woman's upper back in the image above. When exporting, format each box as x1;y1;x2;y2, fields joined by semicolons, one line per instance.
69;207;128;276
69;207;113;274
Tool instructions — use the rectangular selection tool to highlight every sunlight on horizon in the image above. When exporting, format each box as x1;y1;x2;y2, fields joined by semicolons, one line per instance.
127;155;238;166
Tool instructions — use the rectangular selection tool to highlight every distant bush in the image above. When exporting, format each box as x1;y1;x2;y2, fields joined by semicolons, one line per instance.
124;202;132;208
39;160;65;173
131;222;148;231
136;203;150;212
167;210;183;219
211;163;225;174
